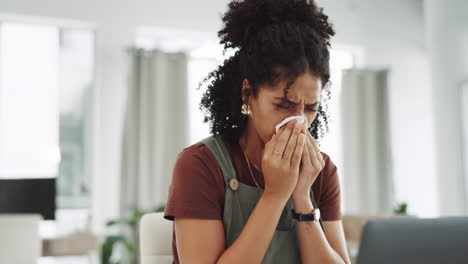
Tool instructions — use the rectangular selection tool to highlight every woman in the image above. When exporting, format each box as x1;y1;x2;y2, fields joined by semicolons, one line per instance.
164;0;351;263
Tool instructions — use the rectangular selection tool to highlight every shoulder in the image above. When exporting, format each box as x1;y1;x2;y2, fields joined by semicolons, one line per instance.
174;134;233;172
171;138;226;188
312;151;341;202
318;151;338;184
164;139;226;221
313;151;342;221
175;140;217;169
179;138;213;157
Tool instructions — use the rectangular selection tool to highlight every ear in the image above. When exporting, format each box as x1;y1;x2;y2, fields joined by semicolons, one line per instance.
241;78;252;103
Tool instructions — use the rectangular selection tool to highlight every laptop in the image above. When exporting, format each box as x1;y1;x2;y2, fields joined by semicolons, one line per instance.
357;216;468;264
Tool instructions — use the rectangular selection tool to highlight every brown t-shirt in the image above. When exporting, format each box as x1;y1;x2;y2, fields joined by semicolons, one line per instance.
163;136;342;264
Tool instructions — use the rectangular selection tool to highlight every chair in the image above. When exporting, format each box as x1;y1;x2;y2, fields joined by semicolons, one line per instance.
140;212;174;264
0;214;42;264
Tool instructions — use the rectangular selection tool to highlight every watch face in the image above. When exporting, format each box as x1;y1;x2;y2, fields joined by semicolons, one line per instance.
315;209;321;221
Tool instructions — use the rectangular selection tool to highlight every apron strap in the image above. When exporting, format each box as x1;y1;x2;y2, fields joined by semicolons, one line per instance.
200;134;237;184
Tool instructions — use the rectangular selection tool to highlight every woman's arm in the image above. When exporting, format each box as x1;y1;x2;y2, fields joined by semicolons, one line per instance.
323;220;352;264
175;191;287;264
294;198;351;264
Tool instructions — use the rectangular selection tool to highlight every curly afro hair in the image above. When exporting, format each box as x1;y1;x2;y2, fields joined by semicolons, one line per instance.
198;0;335;145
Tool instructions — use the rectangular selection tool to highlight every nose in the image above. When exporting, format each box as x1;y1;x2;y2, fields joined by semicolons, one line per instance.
293;102;306;116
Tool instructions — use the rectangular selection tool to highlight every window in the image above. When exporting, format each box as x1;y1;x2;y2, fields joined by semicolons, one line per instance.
0;23;60;178
0;21;95;208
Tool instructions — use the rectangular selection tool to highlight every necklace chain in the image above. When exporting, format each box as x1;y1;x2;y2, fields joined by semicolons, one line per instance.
239;141;261;189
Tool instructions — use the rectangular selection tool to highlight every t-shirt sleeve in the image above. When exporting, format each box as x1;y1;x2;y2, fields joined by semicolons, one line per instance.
164;144;225;221
317;153;342;221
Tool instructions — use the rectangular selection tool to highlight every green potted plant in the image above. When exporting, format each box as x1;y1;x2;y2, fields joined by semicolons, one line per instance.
101;204;166;264
393;201;408;215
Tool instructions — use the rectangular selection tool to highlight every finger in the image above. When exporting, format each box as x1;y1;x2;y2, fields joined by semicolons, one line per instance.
273;119;297;159
291;133;305;169
302;121;308;133
304;128;323;162
264;132;278;156
283;119;303;163
309;135;324;162
309;134;320;152
306;136;321;169
265;121;287;156
302;138;312;167
302;125;316;161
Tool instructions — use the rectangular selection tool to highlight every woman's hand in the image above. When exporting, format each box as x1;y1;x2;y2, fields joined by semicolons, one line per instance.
291;122;325;203
262;119;306;202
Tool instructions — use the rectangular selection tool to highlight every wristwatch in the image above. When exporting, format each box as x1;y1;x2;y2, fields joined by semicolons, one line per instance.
291;207;321;222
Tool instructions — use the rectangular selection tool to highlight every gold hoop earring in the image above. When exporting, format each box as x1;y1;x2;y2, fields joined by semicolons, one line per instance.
241;103;251;115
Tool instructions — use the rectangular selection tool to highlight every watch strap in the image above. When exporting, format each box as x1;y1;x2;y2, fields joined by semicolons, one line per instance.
291;208;320;222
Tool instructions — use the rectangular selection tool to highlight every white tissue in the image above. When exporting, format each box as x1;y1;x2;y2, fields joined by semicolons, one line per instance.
275;115;306;133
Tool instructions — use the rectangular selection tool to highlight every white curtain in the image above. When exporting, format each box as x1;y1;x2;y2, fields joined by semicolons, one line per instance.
340;69;395;215
120;48;189;216
461;80;468;214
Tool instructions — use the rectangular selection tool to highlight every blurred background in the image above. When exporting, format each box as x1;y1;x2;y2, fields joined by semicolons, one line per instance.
0;0;467;263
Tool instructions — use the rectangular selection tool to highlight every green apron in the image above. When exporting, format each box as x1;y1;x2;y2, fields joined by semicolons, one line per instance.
200;134;325;263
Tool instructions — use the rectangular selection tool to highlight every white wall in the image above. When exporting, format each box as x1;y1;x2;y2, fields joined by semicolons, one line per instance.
425;0;468;216
0;0;453;232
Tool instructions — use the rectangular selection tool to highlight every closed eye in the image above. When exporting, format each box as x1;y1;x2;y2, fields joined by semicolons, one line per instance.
275;103;317;112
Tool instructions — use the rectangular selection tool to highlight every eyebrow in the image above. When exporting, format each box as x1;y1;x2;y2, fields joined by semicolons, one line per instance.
274;97;320;107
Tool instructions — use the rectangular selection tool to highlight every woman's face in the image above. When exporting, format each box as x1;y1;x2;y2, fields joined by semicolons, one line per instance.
244;70;322;145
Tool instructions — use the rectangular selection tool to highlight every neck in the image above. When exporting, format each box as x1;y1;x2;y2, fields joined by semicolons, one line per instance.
239;121;265;172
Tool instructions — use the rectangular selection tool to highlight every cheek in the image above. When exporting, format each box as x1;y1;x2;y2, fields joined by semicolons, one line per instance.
304;112;321;128
254;107;279;135
263;115;286;141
